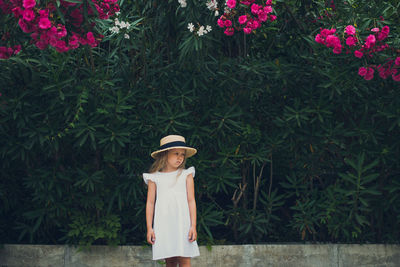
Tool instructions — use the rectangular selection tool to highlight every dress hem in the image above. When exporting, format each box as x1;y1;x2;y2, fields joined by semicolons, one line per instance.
152;253;200;261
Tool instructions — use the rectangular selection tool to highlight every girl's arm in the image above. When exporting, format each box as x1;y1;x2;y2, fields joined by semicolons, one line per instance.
186;173;197;242
146;180;156;245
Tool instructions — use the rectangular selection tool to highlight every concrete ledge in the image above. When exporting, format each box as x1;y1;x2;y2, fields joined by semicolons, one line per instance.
1;244;399;267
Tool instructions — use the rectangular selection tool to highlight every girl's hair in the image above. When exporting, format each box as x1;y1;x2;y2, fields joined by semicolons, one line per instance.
149;150;186;173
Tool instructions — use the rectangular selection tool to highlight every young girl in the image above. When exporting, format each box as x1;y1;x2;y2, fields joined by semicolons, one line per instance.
143;135;200;267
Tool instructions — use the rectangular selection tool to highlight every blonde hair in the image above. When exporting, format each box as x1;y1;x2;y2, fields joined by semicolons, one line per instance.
149;150;186;173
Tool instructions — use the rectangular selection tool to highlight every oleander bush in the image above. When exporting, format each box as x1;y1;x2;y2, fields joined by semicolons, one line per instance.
1;0;399;247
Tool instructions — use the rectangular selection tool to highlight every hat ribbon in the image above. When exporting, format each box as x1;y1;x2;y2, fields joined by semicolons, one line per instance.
159;141;188;150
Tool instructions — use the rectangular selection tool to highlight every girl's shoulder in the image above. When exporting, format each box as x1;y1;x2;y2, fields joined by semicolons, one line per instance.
184;166;195;178
143;172;157;185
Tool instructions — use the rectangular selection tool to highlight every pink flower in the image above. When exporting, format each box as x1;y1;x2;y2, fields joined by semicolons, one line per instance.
35;39;48;50
52;24;67;38
217;18;225;28
251;4;260;15
55;40;69;52
243;27;252;34
246;19;260;30
226;0;236;9
69;35;79;49
381;25;390;35
38;17;51;29
345;25;356;35
377;25;389;41
13;45;21;55
263;5;272;13
266;0;272;5
325;35;340;48
358;67;367;76
395;57;400;66
333;45;342;54
18;18;34;33
378;64;392;79
364;34;376;49
364;67;374;80
371;27;379;32
258;11;268;22
269;15;276;21
315;34;324;44
345;36;357;47
31;32;38;40
86;32;97;47
224;27;234;36
39;9;49;17
320;28;336;37
12;7;22;18
354;50;363;58
78;36;87;45
0;46;13;59
224;20;232;27
22;0;36;9
239;15;247;24
240;0;254;6
22;9;35;21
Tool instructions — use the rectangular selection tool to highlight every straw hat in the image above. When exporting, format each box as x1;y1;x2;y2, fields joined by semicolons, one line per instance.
151;135;197;159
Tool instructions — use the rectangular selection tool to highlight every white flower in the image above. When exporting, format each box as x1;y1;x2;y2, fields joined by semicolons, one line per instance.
206;25;212;32
110;26;120;34
120;21;129;29
206;0;218;10
197;26;205;36
188;23;195;32
178;0;187;8
214;10;219;16
124;33;130;39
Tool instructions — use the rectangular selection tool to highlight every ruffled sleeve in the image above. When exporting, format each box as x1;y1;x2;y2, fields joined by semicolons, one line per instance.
185;166;195;178
143;173;156;185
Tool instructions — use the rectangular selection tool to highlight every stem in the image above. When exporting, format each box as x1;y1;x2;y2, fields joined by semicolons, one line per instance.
232;182;247;242
253;162;266;211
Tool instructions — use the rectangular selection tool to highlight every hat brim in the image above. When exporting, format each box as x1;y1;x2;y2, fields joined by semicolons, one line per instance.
151;146;197;159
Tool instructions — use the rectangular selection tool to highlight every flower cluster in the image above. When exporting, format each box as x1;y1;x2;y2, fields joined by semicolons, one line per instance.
1;0;119;55
315;28;342;54
0;45;21;59
188;23;212;37
217;0;276;36
109;15;132;39
315;24;399;82
206;0;219;16
178;0;187;8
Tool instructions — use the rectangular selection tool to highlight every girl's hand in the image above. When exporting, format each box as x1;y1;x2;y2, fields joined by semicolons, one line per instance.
147;228;156;245
188;226;197;242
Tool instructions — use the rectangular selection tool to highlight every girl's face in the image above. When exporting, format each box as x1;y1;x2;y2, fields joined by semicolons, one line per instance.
165;148;186;171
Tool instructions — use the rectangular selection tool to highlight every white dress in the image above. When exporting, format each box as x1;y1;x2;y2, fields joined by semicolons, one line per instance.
143;167;200;260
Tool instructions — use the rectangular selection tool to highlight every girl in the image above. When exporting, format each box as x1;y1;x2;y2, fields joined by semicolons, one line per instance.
143;135;200;267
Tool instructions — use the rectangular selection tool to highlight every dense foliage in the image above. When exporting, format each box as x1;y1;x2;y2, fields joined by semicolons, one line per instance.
1;0;399;247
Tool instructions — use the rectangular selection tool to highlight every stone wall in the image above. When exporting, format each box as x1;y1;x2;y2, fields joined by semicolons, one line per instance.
1;244;399;267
